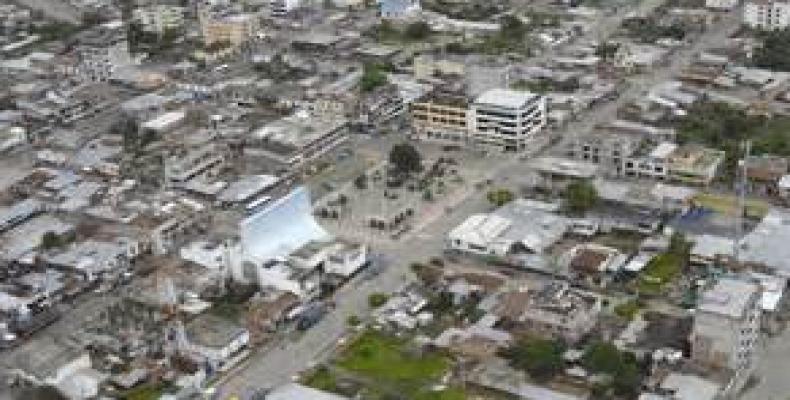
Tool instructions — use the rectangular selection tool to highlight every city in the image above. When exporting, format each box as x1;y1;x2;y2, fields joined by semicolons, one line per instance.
1;0;790;399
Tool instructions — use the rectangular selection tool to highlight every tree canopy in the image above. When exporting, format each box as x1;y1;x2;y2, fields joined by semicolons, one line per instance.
753;29;790;72
564;180;598;215
360;62;388;92
487;189;515;207
501;337;566;382
582;342;642;398
389;143;422;175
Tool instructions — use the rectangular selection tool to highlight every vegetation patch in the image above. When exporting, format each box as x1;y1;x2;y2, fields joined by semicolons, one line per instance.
337;330;451;389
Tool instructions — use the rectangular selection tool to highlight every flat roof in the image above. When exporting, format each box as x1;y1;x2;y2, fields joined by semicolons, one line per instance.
185;313;247;348
266;383;349;400
650;142;678;159
698;278;758;318
740;208;790;274
474;88;539;109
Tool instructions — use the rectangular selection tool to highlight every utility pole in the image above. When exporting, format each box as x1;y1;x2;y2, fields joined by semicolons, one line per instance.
734;140;750;264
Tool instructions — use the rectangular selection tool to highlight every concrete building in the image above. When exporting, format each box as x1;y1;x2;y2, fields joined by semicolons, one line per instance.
471;89;547;152
623;142;725;186
165;143;226;187
449;200;569;257
132;4;186;34
691;278;761;379
410;90;470;144
378;0;421;19
199;10;259;46
181;313;250;372
251;112;348;166
493;280;601;344
78;39;134;83
744;0;790;30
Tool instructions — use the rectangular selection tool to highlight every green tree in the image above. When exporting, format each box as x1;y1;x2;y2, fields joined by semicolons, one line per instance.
347;315;362;326
389;143;422;175
41;231;63;249
595;41;620;62
582;342;623;375
360;62;388;92
564;180;598;215
487;189;515;207
368;293;389;308
582;342;642;397
354;174;368;190
753;30;790;72
501;337;566;382
404;21;432;40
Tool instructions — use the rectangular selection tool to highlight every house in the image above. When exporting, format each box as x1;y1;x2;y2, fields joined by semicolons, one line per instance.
690;234;733;266
491;280;601;344
565;243;626;276
378;0;421;19
739;209;790;275
132;4;185;34
181;313;250;372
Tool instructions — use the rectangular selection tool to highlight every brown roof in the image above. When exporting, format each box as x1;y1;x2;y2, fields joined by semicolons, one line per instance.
570;249;609;274
494;290;531;320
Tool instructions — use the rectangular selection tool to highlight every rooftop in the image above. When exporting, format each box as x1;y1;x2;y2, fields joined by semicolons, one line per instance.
740;208;790;273
698;278;759;318
186;313;247;348
474;88;540;109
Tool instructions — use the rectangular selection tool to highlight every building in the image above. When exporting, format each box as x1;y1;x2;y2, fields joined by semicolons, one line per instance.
448;200;569;257
492;281;601;343
706;0;739;9
623;142;725;186
564;131;642;176
413;54;465;80
132;4;186;34
739;208;790;275
265;383;350;400
199;11;259;46
691;278;761;379
78;39;134;83
471;89;547;152
744;0;790;30
270;0;300;16
165;143;226;187
181;313;250;372
410;90;470;144
251;112;348;166
378;0;421;19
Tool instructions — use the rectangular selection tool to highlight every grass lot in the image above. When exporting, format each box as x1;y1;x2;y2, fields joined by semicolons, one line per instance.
614;299;641;320
694;193;769;218
338;330;450;383
303;366;340;393
637;253;683;295
304;330;465;399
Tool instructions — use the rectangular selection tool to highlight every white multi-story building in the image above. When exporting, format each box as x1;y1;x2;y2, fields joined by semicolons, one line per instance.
691;278;761;379
744;0;790;30
471;89;546;152
132;5;186;34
